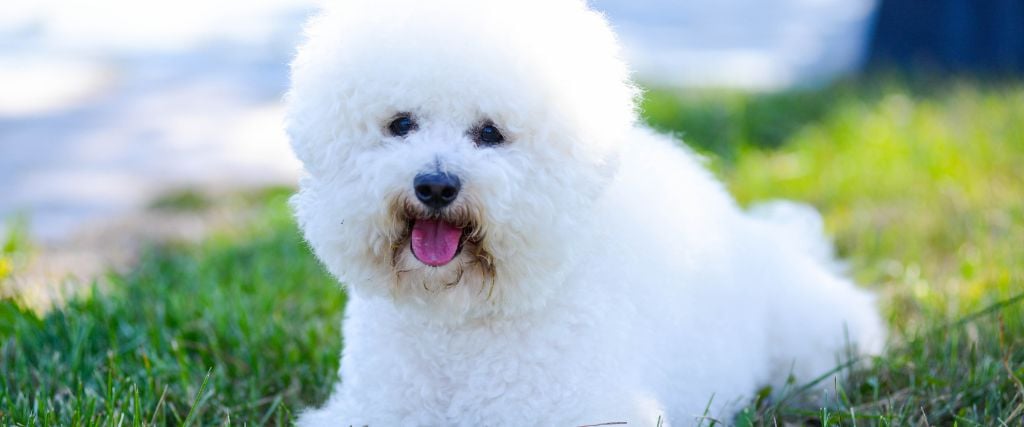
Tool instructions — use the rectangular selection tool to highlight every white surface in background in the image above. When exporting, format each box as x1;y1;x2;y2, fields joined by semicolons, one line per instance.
0;0;877;241
0;57;112;117
0;0;315;53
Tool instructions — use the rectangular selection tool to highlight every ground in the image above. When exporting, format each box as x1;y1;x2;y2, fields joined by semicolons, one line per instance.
2;78;1023;425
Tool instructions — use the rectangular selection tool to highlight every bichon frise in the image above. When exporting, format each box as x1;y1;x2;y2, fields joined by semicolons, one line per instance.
286;0;886;425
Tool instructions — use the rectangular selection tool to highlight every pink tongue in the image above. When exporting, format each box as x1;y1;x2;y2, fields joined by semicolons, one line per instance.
410;219;463;266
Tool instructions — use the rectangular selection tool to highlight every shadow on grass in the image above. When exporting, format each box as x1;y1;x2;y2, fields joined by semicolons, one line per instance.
640;80;872;162
640;73;1024;163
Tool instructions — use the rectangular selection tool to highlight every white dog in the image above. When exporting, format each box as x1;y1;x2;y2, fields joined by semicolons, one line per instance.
286;0;885;425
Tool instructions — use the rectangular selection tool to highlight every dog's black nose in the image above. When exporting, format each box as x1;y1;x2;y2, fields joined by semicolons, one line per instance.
414;172;461;209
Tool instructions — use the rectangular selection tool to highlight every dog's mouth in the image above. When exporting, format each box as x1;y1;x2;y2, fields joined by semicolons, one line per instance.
393;198;485;271
407;217;469;267
390;200;496;287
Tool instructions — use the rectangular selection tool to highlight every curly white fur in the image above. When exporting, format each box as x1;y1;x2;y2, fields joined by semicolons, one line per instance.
286;0;886;425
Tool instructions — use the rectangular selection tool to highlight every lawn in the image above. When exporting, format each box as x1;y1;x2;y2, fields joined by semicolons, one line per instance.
2;78;1023;425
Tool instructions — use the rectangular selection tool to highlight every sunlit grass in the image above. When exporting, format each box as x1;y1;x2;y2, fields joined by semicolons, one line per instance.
0;216;31;285
722;82;1024;321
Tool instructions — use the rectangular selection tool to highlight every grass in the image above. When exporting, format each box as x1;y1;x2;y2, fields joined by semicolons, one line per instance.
0;215;31;285
1;191;343;425
2;77;1023;425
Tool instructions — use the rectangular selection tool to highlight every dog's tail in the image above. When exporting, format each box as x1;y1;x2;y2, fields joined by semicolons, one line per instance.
748;200;847;273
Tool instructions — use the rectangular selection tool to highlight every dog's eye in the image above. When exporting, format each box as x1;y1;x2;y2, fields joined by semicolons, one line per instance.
475;123;505;146
387;115;417;137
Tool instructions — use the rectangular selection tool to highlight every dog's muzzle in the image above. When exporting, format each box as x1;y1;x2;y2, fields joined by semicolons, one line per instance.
406;172;467;266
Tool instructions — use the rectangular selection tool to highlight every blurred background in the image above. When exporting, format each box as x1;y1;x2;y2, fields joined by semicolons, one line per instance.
1;0;1021;242
0;0;312;242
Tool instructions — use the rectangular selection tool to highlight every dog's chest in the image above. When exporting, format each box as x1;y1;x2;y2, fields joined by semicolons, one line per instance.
379;312;614;420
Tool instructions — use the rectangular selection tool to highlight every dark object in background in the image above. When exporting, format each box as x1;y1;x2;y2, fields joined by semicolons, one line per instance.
868;0;1024;73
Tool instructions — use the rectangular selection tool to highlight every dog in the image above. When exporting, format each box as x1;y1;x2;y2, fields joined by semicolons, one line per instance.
285;0;885;424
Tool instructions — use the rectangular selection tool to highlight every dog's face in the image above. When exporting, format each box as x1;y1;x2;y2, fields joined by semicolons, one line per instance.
287;0;636;320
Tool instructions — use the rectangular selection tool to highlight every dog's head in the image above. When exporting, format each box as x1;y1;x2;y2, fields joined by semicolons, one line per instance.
287;0;636;321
